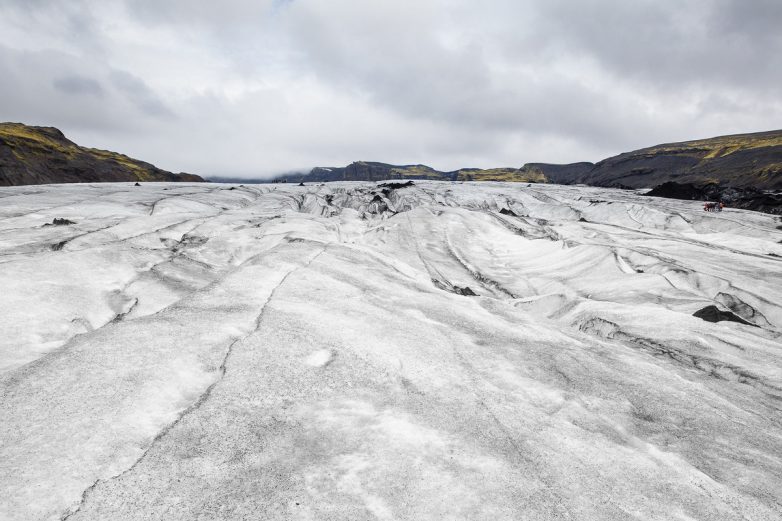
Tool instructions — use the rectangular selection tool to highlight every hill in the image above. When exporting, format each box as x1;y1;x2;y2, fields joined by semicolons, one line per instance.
0;122;204;186
579;130;782;190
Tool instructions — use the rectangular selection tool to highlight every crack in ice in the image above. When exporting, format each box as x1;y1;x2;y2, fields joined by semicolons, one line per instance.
59;246;327;520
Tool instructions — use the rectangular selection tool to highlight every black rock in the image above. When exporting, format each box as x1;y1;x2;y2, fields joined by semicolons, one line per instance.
49;218;75;226
646;182;782;214
453;286;478;296
378;181;415;189
499;208;518;216
693;305;755;326
646;182;714;200
134;182;141;186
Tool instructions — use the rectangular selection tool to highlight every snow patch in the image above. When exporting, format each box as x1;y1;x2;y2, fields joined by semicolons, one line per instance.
305;348;334;367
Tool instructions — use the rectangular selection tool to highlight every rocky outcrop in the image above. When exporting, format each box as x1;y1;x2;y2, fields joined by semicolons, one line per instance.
692;305;755;326
645;182;782;214
0;122;204;186
517;162;595;184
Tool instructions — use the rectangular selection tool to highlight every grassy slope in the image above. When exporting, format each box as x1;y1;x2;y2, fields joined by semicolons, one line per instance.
453;168;546;182
373;163;547;183
0;123;203;185
584;130;782;189
646;131;782;158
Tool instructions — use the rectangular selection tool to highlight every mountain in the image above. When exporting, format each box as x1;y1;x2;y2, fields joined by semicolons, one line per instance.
11;120;778;212
278;131;781;209
0;122;204;186
282;130;781;191
276;161;547;183
579;129;782;190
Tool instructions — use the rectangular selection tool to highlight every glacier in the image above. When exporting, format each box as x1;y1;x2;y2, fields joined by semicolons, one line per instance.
0;181;780;520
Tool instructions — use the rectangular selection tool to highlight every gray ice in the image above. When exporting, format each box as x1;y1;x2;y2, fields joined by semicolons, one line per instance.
0;181;780;520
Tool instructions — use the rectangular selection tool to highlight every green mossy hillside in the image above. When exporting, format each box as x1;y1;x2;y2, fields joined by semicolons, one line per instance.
0;122;204;186
582;129;782;190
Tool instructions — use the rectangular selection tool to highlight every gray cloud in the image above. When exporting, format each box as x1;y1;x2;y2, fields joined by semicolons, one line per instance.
526;0;782;90
0;0;780;178
52;75;104;97
109;70;175;118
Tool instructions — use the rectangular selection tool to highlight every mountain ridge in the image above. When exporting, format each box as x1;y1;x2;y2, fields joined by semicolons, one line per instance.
3;122;780;213
270;129;781;191
0;122;204;186
278;161;548;183
263;129;781;212
578;129;782;190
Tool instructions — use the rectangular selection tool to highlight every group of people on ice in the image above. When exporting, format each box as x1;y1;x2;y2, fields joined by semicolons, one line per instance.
703;201;725;212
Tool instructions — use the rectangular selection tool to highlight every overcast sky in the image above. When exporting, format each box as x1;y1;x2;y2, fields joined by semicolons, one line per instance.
1;0;780;178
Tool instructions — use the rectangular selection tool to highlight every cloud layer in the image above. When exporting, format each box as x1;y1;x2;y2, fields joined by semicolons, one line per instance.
1;0;780;177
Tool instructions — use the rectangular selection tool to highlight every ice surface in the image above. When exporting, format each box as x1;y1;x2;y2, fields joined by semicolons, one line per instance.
0;181;781;520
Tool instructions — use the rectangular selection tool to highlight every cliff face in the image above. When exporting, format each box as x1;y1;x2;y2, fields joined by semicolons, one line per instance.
0;123;204;186
517;162;595;184
579;130;782;190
